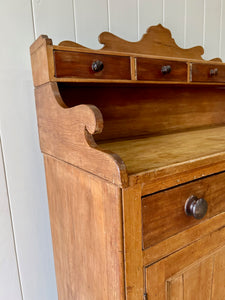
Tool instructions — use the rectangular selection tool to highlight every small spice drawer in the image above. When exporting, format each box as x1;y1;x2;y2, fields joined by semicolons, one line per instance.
54;50;131;80
136;58;187;82
142;171;225;250
191;63;225;83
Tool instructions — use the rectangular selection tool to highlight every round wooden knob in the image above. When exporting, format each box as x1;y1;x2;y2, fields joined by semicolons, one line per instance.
92;60;104;72
185;195;208;220
161;65;172;75
209;68;218;76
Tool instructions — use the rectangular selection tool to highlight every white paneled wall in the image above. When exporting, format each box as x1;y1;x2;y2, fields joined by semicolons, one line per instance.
1;1;225;299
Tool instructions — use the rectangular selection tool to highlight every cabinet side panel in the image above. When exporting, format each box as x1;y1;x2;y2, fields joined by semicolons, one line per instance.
44;155;125;300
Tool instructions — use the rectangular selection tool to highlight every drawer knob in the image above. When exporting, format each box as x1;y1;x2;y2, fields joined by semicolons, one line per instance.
92;60;104;72
185;195;208;220
161;65;172;74
209;68;218;76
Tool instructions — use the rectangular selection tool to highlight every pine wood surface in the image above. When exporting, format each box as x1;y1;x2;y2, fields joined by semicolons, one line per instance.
136;57;187;81
145;227;225;299
54;50;131;80
35;82;128;187
143;212;225;266
100;126;225;174
59;24;220;61
59;85;225;142
192;62;225;82
44;155;125;300
30;25;225;300
142;171;225;249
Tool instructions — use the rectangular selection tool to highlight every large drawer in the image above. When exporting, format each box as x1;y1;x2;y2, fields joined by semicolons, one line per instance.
191;62;225;83
54;50;131;80
136;58;187;82
142;171;225;249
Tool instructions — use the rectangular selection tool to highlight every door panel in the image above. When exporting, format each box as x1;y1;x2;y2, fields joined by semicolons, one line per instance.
146;226;225;299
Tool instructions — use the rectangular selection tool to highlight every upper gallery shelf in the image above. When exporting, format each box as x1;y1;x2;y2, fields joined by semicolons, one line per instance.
30;24;225;87
30;25;225;192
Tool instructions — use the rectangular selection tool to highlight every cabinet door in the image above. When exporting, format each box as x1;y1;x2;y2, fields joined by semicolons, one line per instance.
145;226;225;299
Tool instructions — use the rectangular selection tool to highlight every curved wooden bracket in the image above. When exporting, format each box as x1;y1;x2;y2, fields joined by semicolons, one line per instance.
35;82;128;187
59;24;222;62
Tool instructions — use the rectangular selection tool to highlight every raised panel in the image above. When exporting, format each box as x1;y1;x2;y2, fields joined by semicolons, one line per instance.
211;247;225;299
183;257;214;300
145;228;225;299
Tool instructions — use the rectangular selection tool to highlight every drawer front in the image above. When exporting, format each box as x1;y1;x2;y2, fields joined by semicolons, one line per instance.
54;50;131;80
136;58;187;82
142;172;225;249
191;63;225;82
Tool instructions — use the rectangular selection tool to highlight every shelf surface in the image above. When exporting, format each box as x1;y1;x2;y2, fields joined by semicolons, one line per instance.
99;126;225;178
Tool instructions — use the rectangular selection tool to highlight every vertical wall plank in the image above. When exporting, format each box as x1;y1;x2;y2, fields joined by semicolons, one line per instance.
220;0;225;61
0;0;57;299
32;0;75;44
108;0;138;41
138;0;163;39
73;0;108;48
163;0;186;47
0;141;22;300
185;0;204;48
203;0;221;60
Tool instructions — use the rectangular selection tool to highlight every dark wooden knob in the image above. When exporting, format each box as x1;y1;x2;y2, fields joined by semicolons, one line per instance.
161;65;172;75
209;68;218;76
92;60;104;72
185;195;208;220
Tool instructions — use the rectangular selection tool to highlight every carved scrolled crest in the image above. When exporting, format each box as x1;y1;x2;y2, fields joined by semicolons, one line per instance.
59;24;222;62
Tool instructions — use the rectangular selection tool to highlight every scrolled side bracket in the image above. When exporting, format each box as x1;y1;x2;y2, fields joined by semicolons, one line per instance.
35;82;128;187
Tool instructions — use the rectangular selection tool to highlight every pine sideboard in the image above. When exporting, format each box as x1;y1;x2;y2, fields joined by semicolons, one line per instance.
30;24;225;299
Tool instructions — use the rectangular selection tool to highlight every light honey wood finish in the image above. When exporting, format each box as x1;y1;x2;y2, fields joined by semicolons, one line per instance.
60;24;220;61
100;126;225;179
35;82;128;187
146;227;225;299
30;25;225;299
44;155;125;300
142;171;225;249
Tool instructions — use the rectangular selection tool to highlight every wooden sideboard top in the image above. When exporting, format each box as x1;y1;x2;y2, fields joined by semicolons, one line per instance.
30;24;225;192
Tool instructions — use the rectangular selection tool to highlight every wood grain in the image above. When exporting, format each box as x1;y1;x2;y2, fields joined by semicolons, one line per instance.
146;227;225;299
44;155;125;300
30;35;54;86
122;186;144;300
100;126;225;176
192;62;225;82
167;276;183;300
35;82;128;187
59;24;215;61
211;246;225;299
143;212;225;266
183;257;214;300
54;50;131;80
136;58;187;82
142;171;225;249
59;85;225;141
